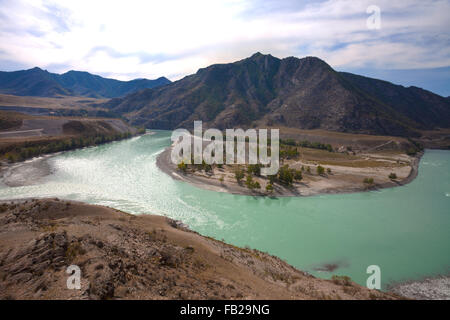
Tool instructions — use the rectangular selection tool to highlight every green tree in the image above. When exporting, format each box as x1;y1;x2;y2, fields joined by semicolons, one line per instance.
234;168;245;183
317;165;325;175
294;170;303;181
204;164;212;173
177;161;187;173
245;174;254;189
248;164;262;176
245;174;261;189
278;165;294;185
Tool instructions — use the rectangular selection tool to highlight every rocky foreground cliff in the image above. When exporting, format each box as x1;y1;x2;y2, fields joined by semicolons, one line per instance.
0;199;401;300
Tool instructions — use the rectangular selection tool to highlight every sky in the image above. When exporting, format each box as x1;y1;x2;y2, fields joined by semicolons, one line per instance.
0;0;449;96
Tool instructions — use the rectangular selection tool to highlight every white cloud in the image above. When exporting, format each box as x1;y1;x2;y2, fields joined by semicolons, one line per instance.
0;0;449;80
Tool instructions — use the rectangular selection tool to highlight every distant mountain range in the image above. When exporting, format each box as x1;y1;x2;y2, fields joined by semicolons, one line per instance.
103;53;450;137
0;67;171;98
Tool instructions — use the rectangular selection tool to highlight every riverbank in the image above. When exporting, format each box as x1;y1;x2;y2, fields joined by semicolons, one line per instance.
0;132;154;188
389;275;450;300
0;198;401;300
0;110;142;164
0;154;54;187
156;144;422;197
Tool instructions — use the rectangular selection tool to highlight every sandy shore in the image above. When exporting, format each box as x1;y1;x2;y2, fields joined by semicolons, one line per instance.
0;154;57;187
156;145;422;197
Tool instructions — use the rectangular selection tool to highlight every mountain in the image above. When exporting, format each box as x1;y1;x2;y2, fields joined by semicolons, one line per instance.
338;73;450;132
103;53;450;137
0;67;171;98
0;67;71;97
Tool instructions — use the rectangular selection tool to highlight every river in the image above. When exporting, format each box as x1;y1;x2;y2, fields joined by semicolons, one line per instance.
0;130;449;288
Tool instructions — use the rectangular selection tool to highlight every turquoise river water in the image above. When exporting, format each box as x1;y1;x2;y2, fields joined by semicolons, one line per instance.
0;130;449;288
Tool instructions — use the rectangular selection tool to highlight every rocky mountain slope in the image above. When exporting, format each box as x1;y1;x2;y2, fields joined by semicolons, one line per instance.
0;199;401;300
0;67;171;98
103;53;450;137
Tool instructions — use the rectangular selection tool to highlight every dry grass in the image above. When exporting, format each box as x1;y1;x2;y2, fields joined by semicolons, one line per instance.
0;93;107;110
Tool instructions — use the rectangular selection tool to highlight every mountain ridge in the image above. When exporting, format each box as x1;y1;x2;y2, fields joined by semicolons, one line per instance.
103;53;450;137
0;67;171;98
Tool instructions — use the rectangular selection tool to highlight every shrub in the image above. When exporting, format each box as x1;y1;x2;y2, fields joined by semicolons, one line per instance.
297;140;334;152
363;177;374;185
331;275;352;286
248;164;262;176
245;174;261;189
234;168;245;183
278;165;294;185
389;173;397;180
406;147;418;156
204;164;212;173
265;183;274;193
268;174;277;184
280;146;299;159
137;127;146;134
177;161;187;173
317;165;325;175
294;170;303;181
245;174;254;189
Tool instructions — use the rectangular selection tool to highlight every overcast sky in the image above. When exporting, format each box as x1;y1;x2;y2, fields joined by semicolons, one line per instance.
0;0;449;95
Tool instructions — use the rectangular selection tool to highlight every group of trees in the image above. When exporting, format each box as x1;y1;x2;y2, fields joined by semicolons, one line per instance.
230;162;332;191
178;149;333;193
178;159;215;174
177;161;187;173
136;127;146;134
245;174;261;190
280;146;300;159
268;165;303;186
280;139;333;152
406;139;424;156
2;131;133;163
234;163;303;191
